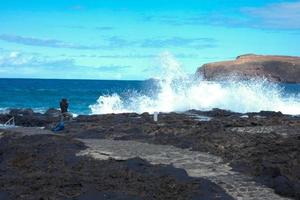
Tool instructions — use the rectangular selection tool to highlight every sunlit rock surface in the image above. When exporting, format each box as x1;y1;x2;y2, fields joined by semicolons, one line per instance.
197;54;300;83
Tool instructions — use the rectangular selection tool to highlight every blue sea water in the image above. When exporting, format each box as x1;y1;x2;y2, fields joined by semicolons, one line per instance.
0;78;299;115
0;79;152;114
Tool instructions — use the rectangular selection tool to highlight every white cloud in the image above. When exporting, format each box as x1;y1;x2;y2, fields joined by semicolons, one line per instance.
144;1;300;30
244;1;300;29
0;51;62;67
0;34;100;50
9;51;20;58
0;51;29;66
0;51;133;79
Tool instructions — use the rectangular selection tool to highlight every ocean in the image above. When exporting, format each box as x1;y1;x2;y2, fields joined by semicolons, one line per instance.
0;79;151;115
0;78;300;115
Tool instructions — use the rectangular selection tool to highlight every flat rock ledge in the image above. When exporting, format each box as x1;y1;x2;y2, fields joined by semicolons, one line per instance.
78;139;290;200
0;132;232;200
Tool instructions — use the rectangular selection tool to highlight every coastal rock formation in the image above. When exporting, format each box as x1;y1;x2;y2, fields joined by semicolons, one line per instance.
197;54;300;83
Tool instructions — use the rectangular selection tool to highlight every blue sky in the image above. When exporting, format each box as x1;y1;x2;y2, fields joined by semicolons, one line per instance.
0;0;300;80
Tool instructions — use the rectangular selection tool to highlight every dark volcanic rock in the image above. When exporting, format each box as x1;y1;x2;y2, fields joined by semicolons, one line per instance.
197;54;300;83
0;108;60;127
249;111;284;118
62;110;300;198
0;133;233;200
1;108;300;198
45;108;61;117
273;176;294;196
9;108;34;116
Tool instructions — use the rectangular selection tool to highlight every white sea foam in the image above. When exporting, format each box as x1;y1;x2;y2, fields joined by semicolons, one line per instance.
90;52;300;115
0;108;10;114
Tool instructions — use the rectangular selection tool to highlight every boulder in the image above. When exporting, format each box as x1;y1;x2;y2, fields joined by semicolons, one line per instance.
45;108;61;117
9;108;34;116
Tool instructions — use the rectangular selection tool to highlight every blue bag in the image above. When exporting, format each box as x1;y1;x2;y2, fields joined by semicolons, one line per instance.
52;121;65;132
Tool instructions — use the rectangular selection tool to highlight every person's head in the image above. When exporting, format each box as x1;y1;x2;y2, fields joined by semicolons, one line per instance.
61;98;68;103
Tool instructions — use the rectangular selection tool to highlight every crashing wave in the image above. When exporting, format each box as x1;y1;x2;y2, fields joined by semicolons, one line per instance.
90;52;300;115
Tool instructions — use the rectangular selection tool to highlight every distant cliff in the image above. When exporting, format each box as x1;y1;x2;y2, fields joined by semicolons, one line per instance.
197;54;300;83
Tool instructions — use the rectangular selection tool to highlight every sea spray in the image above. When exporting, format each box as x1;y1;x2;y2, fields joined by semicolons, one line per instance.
90;52;300;115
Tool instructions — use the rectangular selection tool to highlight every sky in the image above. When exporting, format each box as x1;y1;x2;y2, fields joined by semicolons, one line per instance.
0;0;300;80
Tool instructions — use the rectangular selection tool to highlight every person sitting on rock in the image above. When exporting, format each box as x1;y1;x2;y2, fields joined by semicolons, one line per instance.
51;99;70;132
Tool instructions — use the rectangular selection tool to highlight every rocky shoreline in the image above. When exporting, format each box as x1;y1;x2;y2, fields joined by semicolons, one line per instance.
0;108;299;199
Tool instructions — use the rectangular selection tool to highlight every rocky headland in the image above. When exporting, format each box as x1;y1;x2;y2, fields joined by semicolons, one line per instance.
0;108;300;199
197;54;300;83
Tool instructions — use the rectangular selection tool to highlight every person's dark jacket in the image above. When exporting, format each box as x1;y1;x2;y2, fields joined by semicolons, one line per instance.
60;99;69;113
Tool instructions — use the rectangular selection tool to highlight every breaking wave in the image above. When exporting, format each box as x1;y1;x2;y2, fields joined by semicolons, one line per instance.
90;52;300;115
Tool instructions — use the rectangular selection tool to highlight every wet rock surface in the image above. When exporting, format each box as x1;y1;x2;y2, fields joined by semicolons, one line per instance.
0;108;300;199
0;133;233;200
